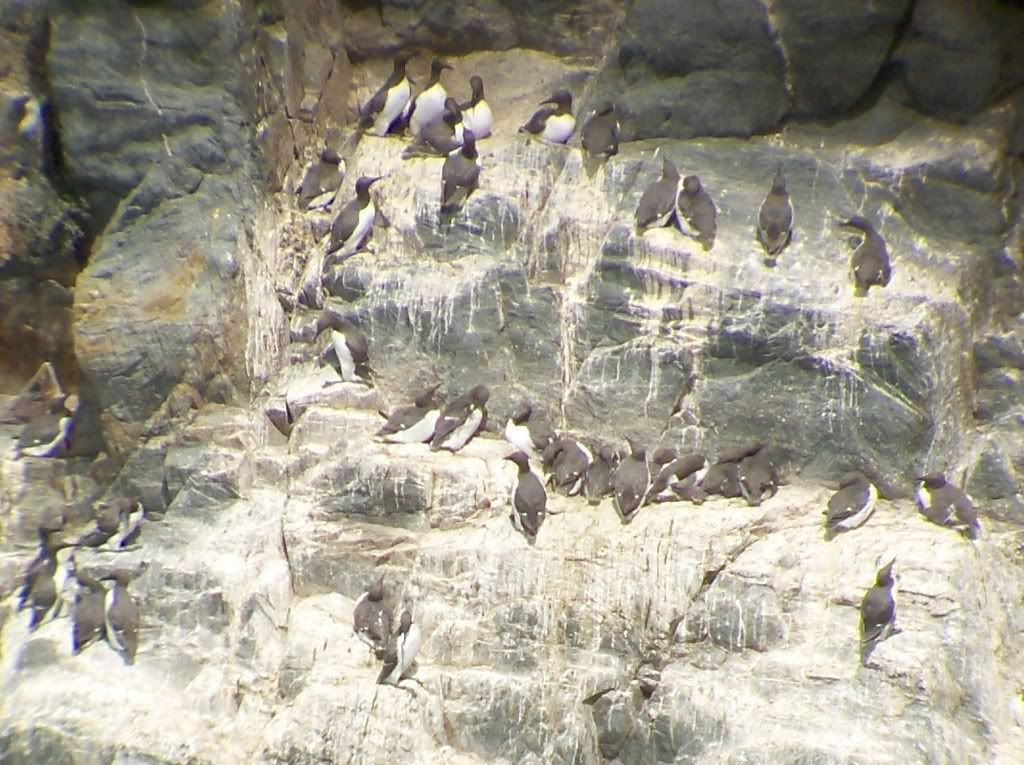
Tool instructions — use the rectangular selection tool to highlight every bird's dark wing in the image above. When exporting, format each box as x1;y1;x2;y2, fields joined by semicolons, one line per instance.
327;199;361;254
376;404;422;437
377;646;398;684
860;588;895;643
520;106;555;135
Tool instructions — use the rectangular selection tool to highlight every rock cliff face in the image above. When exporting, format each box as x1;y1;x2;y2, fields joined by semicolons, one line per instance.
2;0;1024;763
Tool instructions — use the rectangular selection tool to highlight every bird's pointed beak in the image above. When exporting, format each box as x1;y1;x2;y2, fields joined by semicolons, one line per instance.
368;175;384;186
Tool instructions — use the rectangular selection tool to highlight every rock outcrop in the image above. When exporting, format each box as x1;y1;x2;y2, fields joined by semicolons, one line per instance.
1;0;1024;763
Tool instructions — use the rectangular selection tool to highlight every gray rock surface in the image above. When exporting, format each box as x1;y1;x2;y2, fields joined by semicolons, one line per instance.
1;1;1024;763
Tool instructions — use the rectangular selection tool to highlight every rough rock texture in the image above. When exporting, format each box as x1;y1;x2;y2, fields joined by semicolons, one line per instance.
2;0;1024;763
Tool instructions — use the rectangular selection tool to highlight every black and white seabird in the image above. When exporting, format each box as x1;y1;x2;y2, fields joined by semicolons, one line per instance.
700;443;762;499
614;437;651;523
75;496;142;550
71;572;107;655
583;446;619;506
315;311;373;386
24;544;75;632
15;394;78;459
358;53;415;137
648;449;708;504
506;451;547;540
101;569;140;665
840;216;891;296
353;575;392;659
916;474;981;539
430;384;489;452
519;90;575;145
824;471;878;540
408;58;453;138
542;437;593;496
581;101;620;160
677;175;717;250
325;175;383;263
297;148;345;212
16;528;62;612
635;157;682;232
738;444;780;507
459;75;493;140
503;401;556;463
402;97;464;159
860;558;898;665
375;384;442;444
377;609;421;685
440;128;481;215
758;167;793;260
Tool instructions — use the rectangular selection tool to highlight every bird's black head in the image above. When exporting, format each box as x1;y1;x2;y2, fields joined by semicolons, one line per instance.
469;75;485;100
314;310;358;339
504;451;531;470
469;384;490;406
510;401;533;425
354;175;383;196
414;383;441;408
593;101;615;117
368;575;385;602
625;436;646;460
918;474;948;489
837;471;867;488
661;156;679;180
651;446;677;466
876;558;896;587
321;148;341;165
431;58;453;77
682;175;702;195
543;90;572;110
101;569;133;588
461;128;477;154
394;51;415;69
399;610;413;632
771;166;786;194
443;97;463;124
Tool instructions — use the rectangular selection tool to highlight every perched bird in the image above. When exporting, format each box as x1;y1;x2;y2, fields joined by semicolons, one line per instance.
459;75;493;140
700;443;762;499
315;311;373;386
824;472;878;540
635;157;682;232
75;497;143;550
101;570;140;665
325;175;383;263
402;97;464;159
916;474;981;539
738;444;780;507
25;545;75;632
840;216;891;296
71;572;107;655
15;394;78;459
297;148;344;211
542;437;593;496
111;499;145;550
440;128;481;215
648;450;708;504
677;175;717;250
860;558;898;665
353;575;392;659
430;384;489;452
503;401;556;464
506;451;547;540
16;529;65;613
408;58;453;138
358;53;414;137
758;166;793;260
519;90;575;145
581;101;620;159
377;609;421;685
583;446;619;506
613;438;651;522
375;384;442;444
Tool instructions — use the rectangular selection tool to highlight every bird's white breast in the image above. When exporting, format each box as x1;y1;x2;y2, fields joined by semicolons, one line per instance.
339;203;376;258
541;113;575;144
441;408;483;451
410;84;447;136
374;79;411;136
385;410;440;444
331;331;356;381
464;100;493;139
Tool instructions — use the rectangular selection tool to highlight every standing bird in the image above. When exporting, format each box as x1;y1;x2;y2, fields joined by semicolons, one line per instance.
519;91;575;145
297;148;345;212
738;444;780;507
71;572;107;655
375;384;442;444
353;575;392;659
101;570;140;665
358;53;415;137
581;101;620;162
677;175;717;250
916;474;981;539
583;446;619;506
377;609;421;685
459;75;493;140
315;311;373;386
325;175;383;264
74;499;123;548
542;437;593;496
613;438;651;523
635;157;682;232
16;528;64;612
506;451;547;541
758;166;793;261
840;216;891;296
402;97;464;159
440;128;481;215
408;58;453;138
503;401;556;463
25;545;75;631
860;558;898;665
430;384;489;452
824;471;878;540
15;394;78;459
